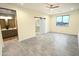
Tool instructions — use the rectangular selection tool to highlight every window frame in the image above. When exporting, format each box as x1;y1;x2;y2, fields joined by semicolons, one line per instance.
56;15;70;27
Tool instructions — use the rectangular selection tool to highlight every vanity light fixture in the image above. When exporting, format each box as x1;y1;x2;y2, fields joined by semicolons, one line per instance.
0;16;12;19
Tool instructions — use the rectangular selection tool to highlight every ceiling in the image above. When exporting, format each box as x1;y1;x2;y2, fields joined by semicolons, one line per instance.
16;3;79;15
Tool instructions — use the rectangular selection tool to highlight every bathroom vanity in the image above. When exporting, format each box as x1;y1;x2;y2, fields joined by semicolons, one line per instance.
1;28;17;39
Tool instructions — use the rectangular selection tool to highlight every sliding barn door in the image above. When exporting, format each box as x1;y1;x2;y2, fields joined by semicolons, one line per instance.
35;17;46;35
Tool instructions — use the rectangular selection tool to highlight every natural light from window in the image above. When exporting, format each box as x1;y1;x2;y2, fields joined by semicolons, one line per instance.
56;15;69;26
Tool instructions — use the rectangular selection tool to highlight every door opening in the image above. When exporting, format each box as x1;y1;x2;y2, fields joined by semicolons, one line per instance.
0;7;18;42
35;17;46;35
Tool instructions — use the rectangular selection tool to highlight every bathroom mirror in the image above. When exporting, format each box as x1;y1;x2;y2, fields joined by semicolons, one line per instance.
0;7;18;41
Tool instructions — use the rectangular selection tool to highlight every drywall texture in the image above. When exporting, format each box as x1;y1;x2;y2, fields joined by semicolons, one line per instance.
0;4;50;41
50;10;79;35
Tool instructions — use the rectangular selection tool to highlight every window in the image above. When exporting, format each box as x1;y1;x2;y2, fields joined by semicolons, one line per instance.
56;15;69;26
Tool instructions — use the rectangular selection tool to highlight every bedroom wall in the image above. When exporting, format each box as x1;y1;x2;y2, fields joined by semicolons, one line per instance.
50;10;79;35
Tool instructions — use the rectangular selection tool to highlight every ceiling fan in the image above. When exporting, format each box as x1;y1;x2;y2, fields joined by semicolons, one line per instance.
46;3;60;9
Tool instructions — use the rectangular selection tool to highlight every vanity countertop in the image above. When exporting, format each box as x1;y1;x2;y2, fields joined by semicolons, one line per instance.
1;28;16;31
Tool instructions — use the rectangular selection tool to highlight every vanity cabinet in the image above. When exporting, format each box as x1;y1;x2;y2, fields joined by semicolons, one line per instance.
2;29;17;39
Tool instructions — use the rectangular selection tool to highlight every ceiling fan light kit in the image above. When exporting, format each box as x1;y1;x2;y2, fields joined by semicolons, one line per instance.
46;3;61;9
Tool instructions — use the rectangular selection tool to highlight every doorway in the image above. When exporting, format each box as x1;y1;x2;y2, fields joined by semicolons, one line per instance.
35;17;46;35
0;7;18;42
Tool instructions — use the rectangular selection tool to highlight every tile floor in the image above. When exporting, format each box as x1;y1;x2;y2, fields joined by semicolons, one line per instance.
2;33;79;56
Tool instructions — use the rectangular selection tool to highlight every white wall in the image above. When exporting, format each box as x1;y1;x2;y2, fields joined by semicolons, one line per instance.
0;25;3;56
0;4;50;41
78;11;79;47
50;10;79;35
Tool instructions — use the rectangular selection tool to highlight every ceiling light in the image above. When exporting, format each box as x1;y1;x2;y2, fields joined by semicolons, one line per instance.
46;3;61;9
45;3;61;15
20;3;24;6
71;8;74;10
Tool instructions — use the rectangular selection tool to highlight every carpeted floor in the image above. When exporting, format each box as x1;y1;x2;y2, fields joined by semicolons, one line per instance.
2;33;79;56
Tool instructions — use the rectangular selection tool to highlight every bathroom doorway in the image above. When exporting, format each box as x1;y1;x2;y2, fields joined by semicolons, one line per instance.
0;7;18;42
35;17;46;35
